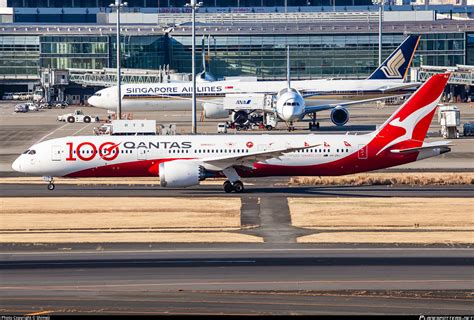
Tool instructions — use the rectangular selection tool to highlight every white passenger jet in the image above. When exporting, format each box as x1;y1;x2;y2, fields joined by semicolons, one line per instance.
87;35;421;128
13;73;450;193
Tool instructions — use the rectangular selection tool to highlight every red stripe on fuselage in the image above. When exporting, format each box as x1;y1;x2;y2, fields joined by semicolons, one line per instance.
64;149;417;179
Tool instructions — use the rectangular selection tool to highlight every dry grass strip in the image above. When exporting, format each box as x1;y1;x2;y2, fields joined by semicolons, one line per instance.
289;197;474;229
0;197;241;230
0;197;263;243
0;232;262;243
298;232;473;244
290;172;474;186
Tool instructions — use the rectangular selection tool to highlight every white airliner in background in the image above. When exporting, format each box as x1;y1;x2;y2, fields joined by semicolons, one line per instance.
13;73;450;193
87;35;421;127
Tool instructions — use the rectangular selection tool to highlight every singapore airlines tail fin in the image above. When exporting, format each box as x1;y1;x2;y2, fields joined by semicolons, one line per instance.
367;34;421;81
371;73;450;155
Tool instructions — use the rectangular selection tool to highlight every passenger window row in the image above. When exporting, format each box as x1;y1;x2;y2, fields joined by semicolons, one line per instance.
296;148;350;153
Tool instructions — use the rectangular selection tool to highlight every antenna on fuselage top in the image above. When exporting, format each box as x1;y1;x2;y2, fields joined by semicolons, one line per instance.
286;45;291;89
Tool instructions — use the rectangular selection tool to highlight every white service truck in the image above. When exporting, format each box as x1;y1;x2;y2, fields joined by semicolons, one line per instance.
438;105;461;139
223;93;278;130
57;110;98;123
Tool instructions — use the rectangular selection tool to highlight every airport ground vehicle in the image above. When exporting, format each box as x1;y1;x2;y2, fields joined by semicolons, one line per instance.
25;103;38;112
2;93;13;100
463;122;474;136
14;104;28;113
438;105;461;139
39;101;68;109
217;123;228;134
12;74;451;192
94;124;112;135
57;110;98;123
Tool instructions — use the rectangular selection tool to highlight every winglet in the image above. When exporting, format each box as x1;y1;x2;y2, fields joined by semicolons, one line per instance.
367;34;421;81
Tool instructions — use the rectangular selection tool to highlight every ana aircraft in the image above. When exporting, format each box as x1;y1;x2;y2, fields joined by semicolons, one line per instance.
14;73;450;193
88;35;421;128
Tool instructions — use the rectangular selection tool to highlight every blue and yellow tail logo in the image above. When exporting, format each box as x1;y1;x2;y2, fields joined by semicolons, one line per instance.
368;34;421;81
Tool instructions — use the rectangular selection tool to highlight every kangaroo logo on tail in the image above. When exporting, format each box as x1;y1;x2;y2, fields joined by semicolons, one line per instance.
380;49;405;78
376;98;439;155
373;73;451;155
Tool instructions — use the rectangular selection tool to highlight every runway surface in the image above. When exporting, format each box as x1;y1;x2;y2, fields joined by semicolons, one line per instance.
1;182;473;197
0;245;473;315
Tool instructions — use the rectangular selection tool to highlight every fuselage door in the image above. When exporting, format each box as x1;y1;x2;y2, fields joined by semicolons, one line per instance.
357;144;368;160
51;145;62;161
137;147;147;160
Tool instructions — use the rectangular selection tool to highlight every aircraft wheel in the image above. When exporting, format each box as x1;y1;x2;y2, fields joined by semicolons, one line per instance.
47;183;55;191
265;125;273;131
67;116;75;123
233;181;244;193
223;180;233;193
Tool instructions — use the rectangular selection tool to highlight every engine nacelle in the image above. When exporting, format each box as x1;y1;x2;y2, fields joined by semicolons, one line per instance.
203;103;229;119
159;160;206;188
231;110;250;126
330;106;349;126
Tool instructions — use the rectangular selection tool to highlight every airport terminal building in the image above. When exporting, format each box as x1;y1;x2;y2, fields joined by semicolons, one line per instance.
0;0;473;97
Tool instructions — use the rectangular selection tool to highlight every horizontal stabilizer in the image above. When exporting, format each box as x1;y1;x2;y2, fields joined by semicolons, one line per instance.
390;141;452;154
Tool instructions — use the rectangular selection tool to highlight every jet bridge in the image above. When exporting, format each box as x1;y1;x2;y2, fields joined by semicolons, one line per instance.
68;67;191;87
412;65;473;86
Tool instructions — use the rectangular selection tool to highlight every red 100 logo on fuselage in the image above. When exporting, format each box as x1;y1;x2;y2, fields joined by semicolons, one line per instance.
66;142;119;161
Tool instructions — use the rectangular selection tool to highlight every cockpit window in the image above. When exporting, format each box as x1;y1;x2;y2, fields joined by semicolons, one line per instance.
22;149;30;154
26;150;36;155
93;93;102;97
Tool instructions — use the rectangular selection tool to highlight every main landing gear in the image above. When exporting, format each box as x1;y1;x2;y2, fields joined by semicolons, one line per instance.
222;167;245;193
43;176;55;190
223;180;244;193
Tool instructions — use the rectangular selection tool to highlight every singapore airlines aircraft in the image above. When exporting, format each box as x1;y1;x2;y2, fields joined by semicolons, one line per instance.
13;73;450;193
87;35;421;127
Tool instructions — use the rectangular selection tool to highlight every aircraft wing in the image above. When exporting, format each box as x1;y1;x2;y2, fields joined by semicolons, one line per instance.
301;83;420;99
303;94;410;116
377;82;421;92
200;144;320;171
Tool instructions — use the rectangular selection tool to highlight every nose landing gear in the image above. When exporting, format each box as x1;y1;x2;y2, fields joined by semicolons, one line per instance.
43;176;55;191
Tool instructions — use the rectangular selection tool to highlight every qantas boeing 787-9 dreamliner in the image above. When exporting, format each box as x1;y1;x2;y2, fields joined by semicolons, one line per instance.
13;73;450;193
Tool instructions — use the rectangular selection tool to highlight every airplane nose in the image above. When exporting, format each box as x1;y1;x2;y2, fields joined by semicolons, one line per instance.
87;96;97;107
12;157;22;172
281;105;296;122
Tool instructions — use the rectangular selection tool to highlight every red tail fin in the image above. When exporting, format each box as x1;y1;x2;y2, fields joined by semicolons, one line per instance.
373;73;450;155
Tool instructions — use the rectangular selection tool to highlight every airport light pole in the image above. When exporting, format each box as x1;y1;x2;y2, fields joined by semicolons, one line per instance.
372;0;384;66
185;0;202;134
110;0;127;120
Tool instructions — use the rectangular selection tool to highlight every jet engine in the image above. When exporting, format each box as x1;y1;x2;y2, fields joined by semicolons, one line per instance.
203;103;229;119
159;160;206;188
231;110;250;126
330;106;349;126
